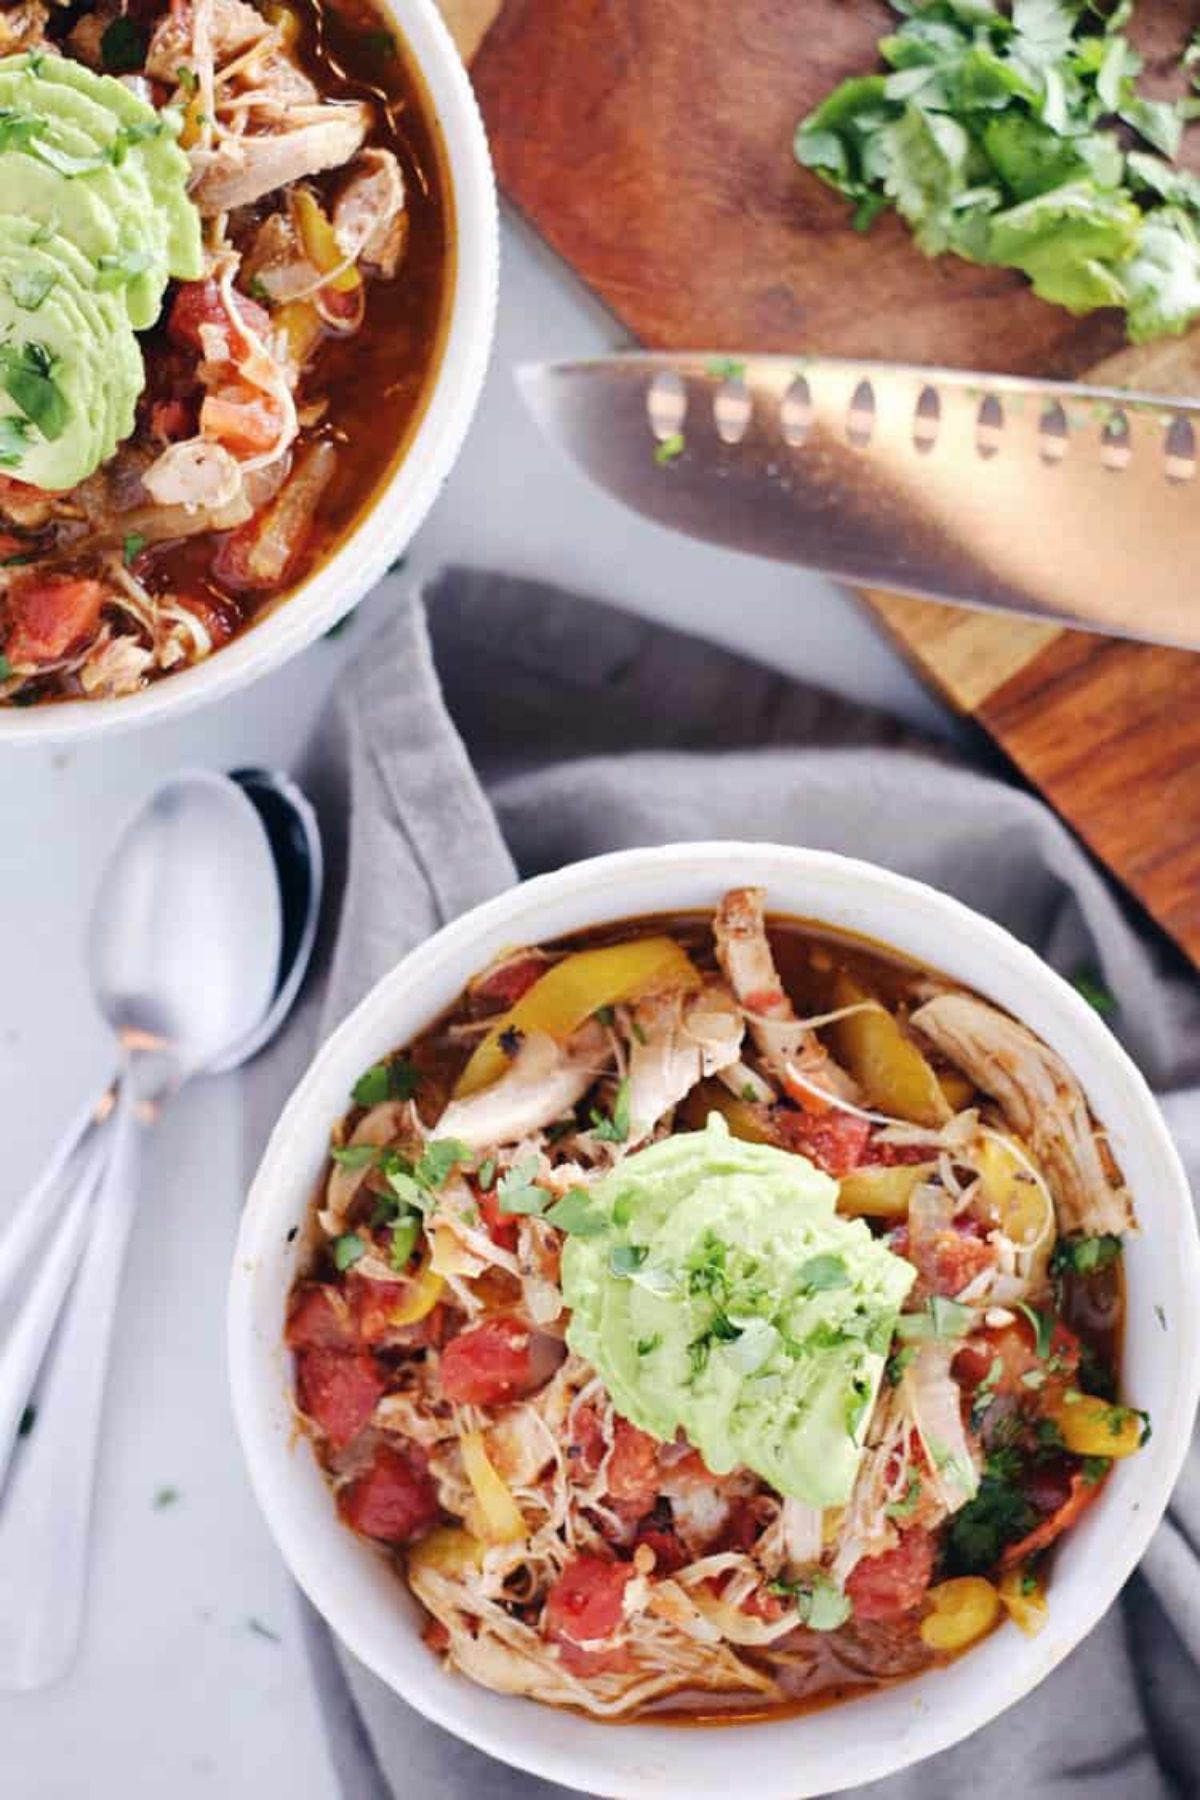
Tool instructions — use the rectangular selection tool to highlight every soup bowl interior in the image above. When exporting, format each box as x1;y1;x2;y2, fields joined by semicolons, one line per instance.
228;842;1199;1800
0;0;497;745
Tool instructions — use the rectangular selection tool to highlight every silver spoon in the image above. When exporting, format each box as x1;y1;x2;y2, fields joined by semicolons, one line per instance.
0;769;318;1690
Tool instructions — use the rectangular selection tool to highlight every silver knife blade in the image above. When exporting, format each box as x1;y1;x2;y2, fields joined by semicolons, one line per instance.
517;352;1200;649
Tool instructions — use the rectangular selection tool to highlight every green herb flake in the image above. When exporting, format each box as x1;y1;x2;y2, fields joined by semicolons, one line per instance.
5;269;55;312
654;432;685;466
388;1213;421;1271
247;1617;281;1643
610;1243;649;1277
122;532;146;567
332;1233;367;1272
153;1486;180;1510
637;1333;663;1357
477;1156;496;1191
330;1142;380;1170
496;1159;548;1216
415;1138;470;1192
1015;1302;1056;1359
886;1471;923;1521
1081;1454;1112;1486
545;1186;606;1237
590;1077;631;1144
352;1059;419;1106
0;341;69;442
176;64;200;95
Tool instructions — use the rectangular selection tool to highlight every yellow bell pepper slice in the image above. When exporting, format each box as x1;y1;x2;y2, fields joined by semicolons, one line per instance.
828;973;950;1127
998;1565;1048;1637
455;937;701;1097
407;1524;484;1579
977;1133;1053;1248
1049;1393;1144;1459
293;189;362;294
274;299;323;365
938;1069;976;1112
920;1577;1001;1653
679;1079;774;1144
389;1252;444;1327
461;1430;526;1544
837;1161;937;1220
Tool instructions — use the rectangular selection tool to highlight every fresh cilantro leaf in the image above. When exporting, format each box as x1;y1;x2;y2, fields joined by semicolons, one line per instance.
0;341;69;441
1071;970;1117;1016
352;1058;419;1106
544;1186;606;1236
1052;1232;1122;1276
123;532;146;567
388;1212;421;1270
797;1252;851;1293
591;1077;631;1143
101;16;148;73
1080;1454;1112;1485
771;1571;851;1632
333;1233;367;1272
496;1159;548;1216
330;1142;380;1170
0;416;29;470
415;1138;470;1191
653;432;685;465
636;1334;662;1357
477;1157;496;1191
176;64;200;95
1015;1302;1056;1359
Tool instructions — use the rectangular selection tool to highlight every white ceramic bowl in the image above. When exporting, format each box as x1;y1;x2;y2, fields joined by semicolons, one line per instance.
1;0;497;745
229;843;1200;1799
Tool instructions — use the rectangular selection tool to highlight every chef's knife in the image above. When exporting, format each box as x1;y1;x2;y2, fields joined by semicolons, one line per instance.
518;353;1200;649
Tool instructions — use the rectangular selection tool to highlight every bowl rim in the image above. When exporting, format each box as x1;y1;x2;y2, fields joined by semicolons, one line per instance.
228;841;1200;1798
0;0;498;745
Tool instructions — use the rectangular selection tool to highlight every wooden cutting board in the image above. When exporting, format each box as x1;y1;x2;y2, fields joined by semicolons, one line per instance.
439;0;1200;969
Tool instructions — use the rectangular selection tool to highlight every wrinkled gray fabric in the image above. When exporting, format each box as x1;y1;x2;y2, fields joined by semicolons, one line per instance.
248;571;1200;1800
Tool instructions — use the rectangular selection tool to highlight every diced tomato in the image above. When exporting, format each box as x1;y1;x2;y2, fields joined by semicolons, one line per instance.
4;575;105;666
167;279;270;358
743;1583;789;1624
773;1106;871;1177
294;1348;385;1451
605;1418;661;1522
633;1525;688;1574
200;391;284;455
544;1555;634;1665
472;953;547;1009
345;1274;445;1349
337;1443;439;1544
954;1318;1081;1401
439;1316;561;1407
846;1530;936;1622
1000;1471;1100;1569
899;1219;996;1300
477;1182;519;1253
286;1283;355;1351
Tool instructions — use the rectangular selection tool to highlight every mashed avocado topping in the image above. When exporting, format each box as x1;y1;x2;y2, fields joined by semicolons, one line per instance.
0;52;202;490
561;1114;916;1507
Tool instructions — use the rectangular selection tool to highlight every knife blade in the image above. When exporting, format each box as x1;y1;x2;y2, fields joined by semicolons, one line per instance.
517;352;1200;649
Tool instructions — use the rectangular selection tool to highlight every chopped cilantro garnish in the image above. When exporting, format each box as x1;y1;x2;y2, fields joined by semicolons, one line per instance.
886;1471;923;1521
0;341;68;441
545;1186;606;1236
175;64;200;95
896;1295;973;1342
333;1233;367;1272
415;1138;470;1191
0;415;30;469
122;532;146;567
496;1159;548;1216
153;1486;179;1509
770;1570;851;1632
330;1142;380;1170
637;1334;663;1357
1015;1302;1056;1359
1081;1454;1112;1486
477;1157;496;1191
610;1243;649;1277
352;1059;419;1106
797;1252;851;1293
388;1212;421;1270
654;432;685;465
590;1077;631;1143
1052;1233;1122;1277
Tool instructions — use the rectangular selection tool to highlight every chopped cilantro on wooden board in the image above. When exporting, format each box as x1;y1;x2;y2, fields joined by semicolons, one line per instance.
796;2;1200;342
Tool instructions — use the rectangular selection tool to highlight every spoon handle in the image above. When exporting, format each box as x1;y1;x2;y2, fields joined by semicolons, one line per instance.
0;1124;111;1488
0;1081;141;1692
0;1081;113;1318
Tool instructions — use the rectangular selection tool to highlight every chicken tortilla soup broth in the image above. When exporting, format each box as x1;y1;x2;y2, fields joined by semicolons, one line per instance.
0;0;450;706
286;889;1145;1721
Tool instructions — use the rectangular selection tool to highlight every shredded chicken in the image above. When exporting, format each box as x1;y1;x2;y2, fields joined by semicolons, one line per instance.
912;993;1135;1237
434;1023;611;1151
714;887;858;1102
626;982;743;1142
333;149;408;276
190;105;372;213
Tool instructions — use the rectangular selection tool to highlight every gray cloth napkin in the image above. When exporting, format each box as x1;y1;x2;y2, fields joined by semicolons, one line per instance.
249;570;1200;1800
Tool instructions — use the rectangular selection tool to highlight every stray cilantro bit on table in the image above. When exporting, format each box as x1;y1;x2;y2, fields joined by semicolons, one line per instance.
153;1486;180;1510
795;0;1200;342
247;1617;281;1643
1073;970;1117;1016
654;432;685;466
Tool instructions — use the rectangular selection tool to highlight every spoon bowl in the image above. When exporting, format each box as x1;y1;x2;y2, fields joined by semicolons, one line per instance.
87;771;282;1079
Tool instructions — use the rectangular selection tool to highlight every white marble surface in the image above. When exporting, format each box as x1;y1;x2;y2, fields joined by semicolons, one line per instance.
0;213;951;1800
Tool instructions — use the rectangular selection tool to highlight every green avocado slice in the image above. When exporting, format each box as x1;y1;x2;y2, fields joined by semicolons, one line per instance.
0;53;202;282
0;76;167;329
0;219;142;462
